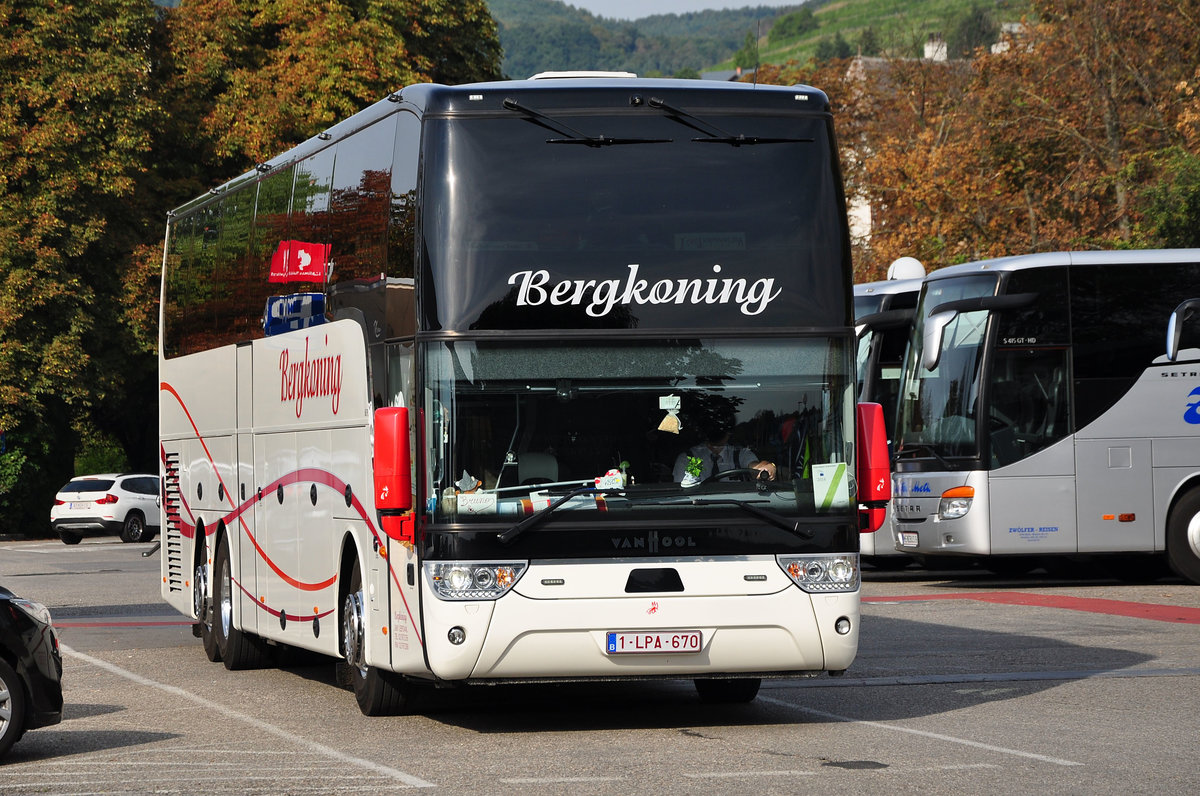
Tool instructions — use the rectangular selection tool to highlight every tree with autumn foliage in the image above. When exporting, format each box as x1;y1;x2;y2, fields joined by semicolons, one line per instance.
763;0;1200;281
0;0;161;533
1;0;503;535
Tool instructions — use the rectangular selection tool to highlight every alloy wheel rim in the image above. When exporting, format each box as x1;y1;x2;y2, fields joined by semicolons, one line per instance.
220;556;233;637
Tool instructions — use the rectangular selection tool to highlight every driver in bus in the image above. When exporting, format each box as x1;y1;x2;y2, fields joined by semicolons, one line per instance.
671;415;778;483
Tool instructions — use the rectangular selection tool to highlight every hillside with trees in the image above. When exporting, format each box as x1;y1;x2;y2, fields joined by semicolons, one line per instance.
488;0;1030;77
489;0;804;78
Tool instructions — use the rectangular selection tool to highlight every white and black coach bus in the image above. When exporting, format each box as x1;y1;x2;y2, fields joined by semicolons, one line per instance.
158;74;890;714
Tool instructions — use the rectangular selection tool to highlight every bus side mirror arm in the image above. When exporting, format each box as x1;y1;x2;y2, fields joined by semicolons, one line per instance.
1166;298;1200;362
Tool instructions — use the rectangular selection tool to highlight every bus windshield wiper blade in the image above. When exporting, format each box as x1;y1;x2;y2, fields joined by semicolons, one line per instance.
503;97;671;147
646;96;813;146
895;443;952;468
498;486;619;544
689;498;816;539
546;136;672;146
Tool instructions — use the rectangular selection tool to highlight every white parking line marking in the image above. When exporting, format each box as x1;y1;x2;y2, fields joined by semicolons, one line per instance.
499;777;623;784
60;645;436;788
758;696;1082;767
684;770;818;778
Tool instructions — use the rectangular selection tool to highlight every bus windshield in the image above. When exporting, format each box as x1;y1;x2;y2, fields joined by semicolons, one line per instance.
425;337;855;524
896;274;998;459
420;107;848;332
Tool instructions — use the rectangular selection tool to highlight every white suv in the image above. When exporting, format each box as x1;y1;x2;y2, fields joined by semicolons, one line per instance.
50;474;161;544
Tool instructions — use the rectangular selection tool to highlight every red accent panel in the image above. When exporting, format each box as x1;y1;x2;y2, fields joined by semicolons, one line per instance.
380;513;414;543
374;407;412;511
856;401;891;532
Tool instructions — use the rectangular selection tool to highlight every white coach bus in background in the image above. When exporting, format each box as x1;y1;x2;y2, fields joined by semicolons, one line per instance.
891;249;1200;582
854;257;924;569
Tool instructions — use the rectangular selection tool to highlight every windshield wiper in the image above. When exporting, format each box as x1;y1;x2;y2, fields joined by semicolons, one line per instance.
646;97;814;146
497;486;622;544
503;98;672;147
689;498;816;539
895;442;953;469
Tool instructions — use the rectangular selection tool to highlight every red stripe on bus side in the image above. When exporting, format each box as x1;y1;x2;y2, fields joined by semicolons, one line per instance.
864;592;1200;624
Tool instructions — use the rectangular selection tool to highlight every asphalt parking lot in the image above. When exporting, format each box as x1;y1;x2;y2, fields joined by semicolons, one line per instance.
2;537;1198;794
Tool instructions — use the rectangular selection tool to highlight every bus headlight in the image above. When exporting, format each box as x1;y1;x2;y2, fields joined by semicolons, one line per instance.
425;561;527;601
777;554;859;593
938;486;975;520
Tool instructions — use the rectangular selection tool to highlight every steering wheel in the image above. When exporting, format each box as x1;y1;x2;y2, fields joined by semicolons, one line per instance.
989;406;1016;432
701;468;767;485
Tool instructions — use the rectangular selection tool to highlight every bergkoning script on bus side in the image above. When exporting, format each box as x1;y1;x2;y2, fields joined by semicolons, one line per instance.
507;263;782;317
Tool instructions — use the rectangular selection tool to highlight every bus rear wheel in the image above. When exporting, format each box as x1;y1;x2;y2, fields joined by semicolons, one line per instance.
195;556;220;662
341;565;411;716
213;535;270;670
1167;489;1200;584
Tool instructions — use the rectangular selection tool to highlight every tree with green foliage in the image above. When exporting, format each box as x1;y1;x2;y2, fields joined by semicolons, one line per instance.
0;0;160;533
858;26;882;57
815;32;853;62
1;0;505;536
733;30;759;70
769;9;817;44
946;3;999;58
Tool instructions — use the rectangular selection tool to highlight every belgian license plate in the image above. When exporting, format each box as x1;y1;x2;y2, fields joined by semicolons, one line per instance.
606;630;702;654
900;532;919;548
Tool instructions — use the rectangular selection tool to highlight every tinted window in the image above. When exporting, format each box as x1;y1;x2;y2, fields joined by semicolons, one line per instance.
994;267;1070;346
1071;261;1200;426
421;111;849;332
62;479;115;493
121;477;158;495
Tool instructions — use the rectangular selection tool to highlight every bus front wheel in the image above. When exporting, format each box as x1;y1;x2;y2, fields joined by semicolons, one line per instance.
1167;489;1200;584
341;564;411;716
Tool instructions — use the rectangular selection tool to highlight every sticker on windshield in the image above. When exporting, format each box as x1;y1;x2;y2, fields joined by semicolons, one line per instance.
813;462;849;509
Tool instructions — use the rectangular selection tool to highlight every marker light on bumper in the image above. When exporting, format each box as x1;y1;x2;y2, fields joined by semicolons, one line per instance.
424;561;527;600
777;554;860;593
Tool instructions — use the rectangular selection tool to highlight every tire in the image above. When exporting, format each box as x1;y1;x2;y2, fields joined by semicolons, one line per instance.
213;534;270;670
1167;488;1200;584
693;677;761;704
341;565;411;716
0;657;29;758
59;531;81;545
194;553;220;662
120;511;148;543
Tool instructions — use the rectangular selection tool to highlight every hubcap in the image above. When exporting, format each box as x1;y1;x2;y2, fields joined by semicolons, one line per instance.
1187;512;1200;558
219;556;233;638
1;678;11;735
342;589;366;675
193;562;210;626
